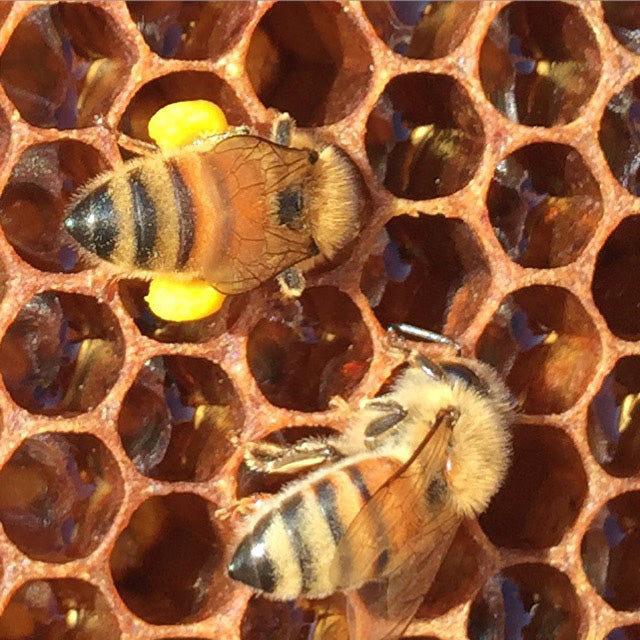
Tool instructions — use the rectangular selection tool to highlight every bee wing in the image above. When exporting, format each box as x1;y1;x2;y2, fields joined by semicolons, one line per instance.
330;407;456;588
330;407;460;640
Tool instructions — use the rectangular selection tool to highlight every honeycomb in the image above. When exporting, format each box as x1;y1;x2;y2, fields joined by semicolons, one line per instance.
0;1;640;639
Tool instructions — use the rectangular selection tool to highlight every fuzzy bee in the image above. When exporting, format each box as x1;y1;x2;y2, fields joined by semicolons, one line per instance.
63;115;364;295
228;331;514;640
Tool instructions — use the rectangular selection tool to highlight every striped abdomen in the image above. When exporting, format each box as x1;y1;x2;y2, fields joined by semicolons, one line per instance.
64;153;199;272
228;457;398;600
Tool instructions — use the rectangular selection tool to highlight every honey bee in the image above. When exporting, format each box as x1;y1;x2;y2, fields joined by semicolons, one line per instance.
63;115;364;295
228;330;514;640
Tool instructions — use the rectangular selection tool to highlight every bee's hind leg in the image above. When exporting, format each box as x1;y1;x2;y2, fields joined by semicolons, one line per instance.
244;438;344;476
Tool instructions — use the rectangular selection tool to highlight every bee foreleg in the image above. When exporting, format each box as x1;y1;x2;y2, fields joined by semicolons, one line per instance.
386;323;462;354
244;438;343;475
277;267;306;298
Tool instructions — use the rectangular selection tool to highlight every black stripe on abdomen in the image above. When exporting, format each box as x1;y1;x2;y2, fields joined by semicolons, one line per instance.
346;465;372;502
167;160;195;268
228;514;276;593
313;479;343;544
129;170;157;266
280;494;314;593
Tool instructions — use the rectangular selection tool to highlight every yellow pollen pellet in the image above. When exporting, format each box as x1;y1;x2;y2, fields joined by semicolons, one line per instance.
145;100;229;322
147;99;228;150
145;278;226;322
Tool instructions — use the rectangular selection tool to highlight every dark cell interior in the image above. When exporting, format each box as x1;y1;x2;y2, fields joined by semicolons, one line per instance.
478;1;601;126
468;564;580;640
127;1;255;60
110;493;222;624
480;424;587;549
365;72;484;200
599;78;640;196
602;2;640;54
0;3;136;129
487;142;603;268
0;291;124;415
588;356;640;478
581;491;640;612
361;213;490;336
593;216;640;339
0;432;123;563
605;626;640;640
477;285;601;414
247;286;372;412
246;1;372;126
0;140;109;273
118;354;243;481
0;578;121;640
363;1;479;59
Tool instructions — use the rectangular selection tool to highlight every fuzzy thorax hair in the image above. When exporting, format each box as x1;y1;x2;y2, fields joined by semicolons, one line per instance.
308;145;363;259
378;364;514;518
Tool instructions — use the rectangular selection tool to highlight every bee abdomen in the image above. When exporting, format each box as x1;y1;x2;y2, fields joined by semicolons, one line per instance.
64;184;118;260
228;457;398;599
64;156;197;271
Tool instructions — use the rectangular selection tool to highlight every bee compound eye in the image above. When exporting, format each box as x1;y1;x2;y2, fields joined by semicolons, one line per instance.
441;363;489;395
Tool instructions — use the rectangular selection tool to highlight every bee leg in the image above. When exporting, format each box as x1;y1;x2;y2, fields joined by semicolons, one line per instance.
386;323;462;354
363;399;408;439
271;112;294;146
244;438;343;475
277;266;306;298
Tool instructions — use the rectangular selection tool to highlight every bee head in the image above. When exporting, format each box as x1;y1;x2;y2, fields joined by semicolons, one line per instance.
440;358;515;517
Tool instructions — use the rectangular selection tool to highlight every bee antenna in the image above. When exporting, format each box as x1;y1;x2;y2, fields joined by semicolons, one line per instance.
386;323;462;355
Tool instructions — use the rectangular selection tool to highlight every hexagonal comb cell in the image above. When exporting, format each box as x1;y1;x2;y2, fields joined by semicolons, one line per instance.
479;1;601;126
479;424;587;549
0;3;136;129
110;493;222;624
365;73;484;199
246;1;373;126
0;140;109;273
118;354;243;481
468;564;580;639
118;70;249;142
599;77;640;195
487;143;602;268
593;216;640;340
361;213;490;336
0;291;124;415
0;432;123;563
0;578;120;639
581;491;640;612
247;286;372;411
127;1;255;60
362;1;479;58
477;285;600;414
602;2;640;54
588;356;640;478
